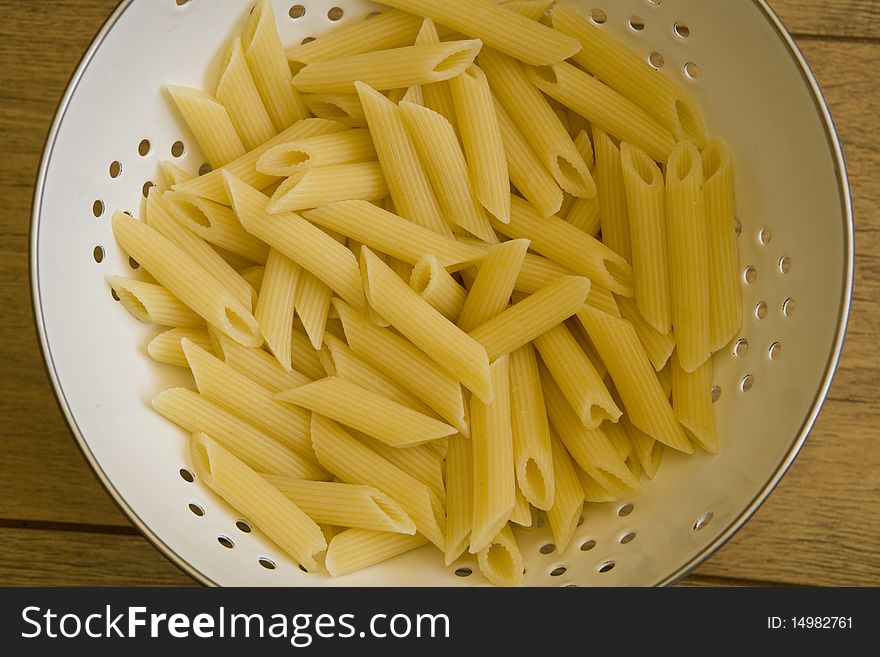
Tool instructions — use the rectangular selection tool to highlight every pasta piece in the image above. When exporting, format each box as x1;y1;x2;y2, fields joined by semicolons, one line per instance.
491;195;635;296
502;0;553;21
526;62;676;163
617;297;675;372
477;524;524;586
190;434;325;572
292;328;327;380
603;419;633;462
627;455;643;481
410;254;468;322
294;41;482;94
334;300;468;435
457;239;529;333
304;200;484;269
216;39;276;150
578;467;619;503
256;129;376;176
540;369;640;497
493;98;563;217
533;323;620;428
295;271;332;350
303;94;367;127
566;193;601;236
153;388;326;479
159;161;194;188
224;173;366;310
356;82;453;236
550;5;707;145
509;344;554;510
547;432;584;551
399;101;497;243
445;435;472;564
111;212;261;347
593;126;632;263
509;487;533;527
449;65;510;221
572;126;595;168
267;162;389;212
670;352;718;454
321;334;437;417
702;138;742;351
254;249;300;369
109;276;202;328
286;9;424;65
147;327;213;368
666;141;711;372
238;265;264;292
145;189;254;309
173;117;345;204
241;0;309;131
215;333;310;391
361;248;492;402
621;142;671;332
374;0;580;65
657;363;672;400
622;415;665;480
163;192;269;263
586;285;620;317
325;529;429;577
414;19;458;127
262;476;415;534
577;307;693;453
183;340;313;457
355;434;446;501
166;86;246;168
277;377;456;447
311;415;446;549
514;252;574;295
468;275;592;361
479;47;595;198
566;317;607;380
470;356;515;553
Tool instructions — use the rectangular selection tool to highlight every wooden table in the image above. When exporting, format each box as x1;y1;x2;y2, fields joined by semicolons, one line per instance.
1;0;877;587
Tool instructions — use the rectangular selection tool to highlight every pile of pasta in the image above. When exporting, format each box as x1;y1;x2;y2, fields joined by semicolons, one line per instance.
110;0;742;585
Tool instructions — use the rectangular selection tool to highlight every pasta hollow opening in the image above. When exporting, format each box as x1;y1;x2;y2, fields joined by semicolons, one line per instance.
553;155;589;195
308;101;350;120
373;495;411;529
603;257;632;290
485;542;517;581
434;48;480;75
410;260;433;295
628;148;661;186
225;307;254;337
114;287;149;321
670;141;698;181
172;198;212;228
524;458;548;504
531;65;557;85
281;149;310;168
190;437;214;482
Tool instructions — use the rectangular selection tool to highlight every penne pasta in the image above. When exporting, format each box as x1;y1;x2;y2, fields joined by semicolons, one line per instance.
477;524;524;586
238;264;264;292
578;467;619;503
215;332;310;391
147;327;213;368
356;434;446;502
267;161;389;212
292;327;327;380
361;247;492;402
509;486;532;527
621;142;671;333
457;239;529;332
190;433;326;572
622;415;665;480
666;141;711;372
111;212;261;347
254;248;300;369
159;161;194;188
109;276;202;328
670;352;718;454
468;275;592;361
503;0;553;21
514;252;574;295
295;270;332;350
166;86;246;168
445;435;473;564
216;38;276;150
410;254;468;322
373;0;580;66
617;296;675;372
414;19;458;127
278;376;456;447
262;476;416;534
256;129;377;177
547;432;585;551
593;126;632;263
325;529;429;577
303;94;368;127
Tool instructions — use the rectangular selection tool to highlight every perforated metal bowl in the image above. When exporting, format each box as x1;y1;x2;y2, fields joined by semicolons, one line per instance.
31;0;853;586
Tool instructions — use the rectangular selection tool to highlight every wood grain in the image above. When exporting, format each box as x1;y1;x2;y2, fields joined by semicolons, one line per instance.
0;0;877;586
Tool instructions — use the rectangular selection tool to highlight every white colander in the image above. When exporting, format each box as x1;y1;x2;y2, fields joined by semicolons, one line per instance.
30;0;853;586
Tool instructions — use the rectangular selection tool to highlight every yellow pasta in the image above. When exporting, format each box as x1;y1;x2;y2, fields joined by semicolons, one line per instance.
295;270;332;350
414;18;458;127
361;247;492;402
224;173;366;310
667;141;711;372
470;356;515;553
477;524;524;586
399;101;497;243
159;160;194;188
479;47;595;199
622;415;665;480
241;0;309;131
278;377;456;448
109;276;202;328
445;434;473;565
702;138;743;352
153;388;326;479
457;239;529;333
526;62;676;163
578;467;619;503
374;0;580;65
449;65;510;222
111;212;261;347
670;352;718;454
216;38;276;150
304;200;484;270
547;432;585;551
617;296;675;372
256;129;377;177
303;94;368;127
147;327;213;368
311;415;446;549
166;86;246;168
215;333;310;391
468;275;592;361
325;529;429;577
509;344;554;510
292;327;327;380
509;486;533;527
503;0;553;21
190;433;326;572
577;307;692;454
238;264;264;292
294;40;481;94
254;249;299;369
621;142;671;333
262;476;415;534
593;126;632;263
410;254;468;322
356;81;453;236
513;252;574;295
267;161;389;212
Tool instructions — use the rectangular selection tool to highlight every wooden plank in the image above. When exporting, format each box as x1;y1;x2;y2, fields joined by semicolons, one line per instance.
0;526;196;586
771;0;880;39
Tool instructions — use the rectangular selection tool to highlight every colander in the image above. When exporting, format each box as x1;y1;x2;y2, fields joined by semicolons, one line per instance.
30;0;853;586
